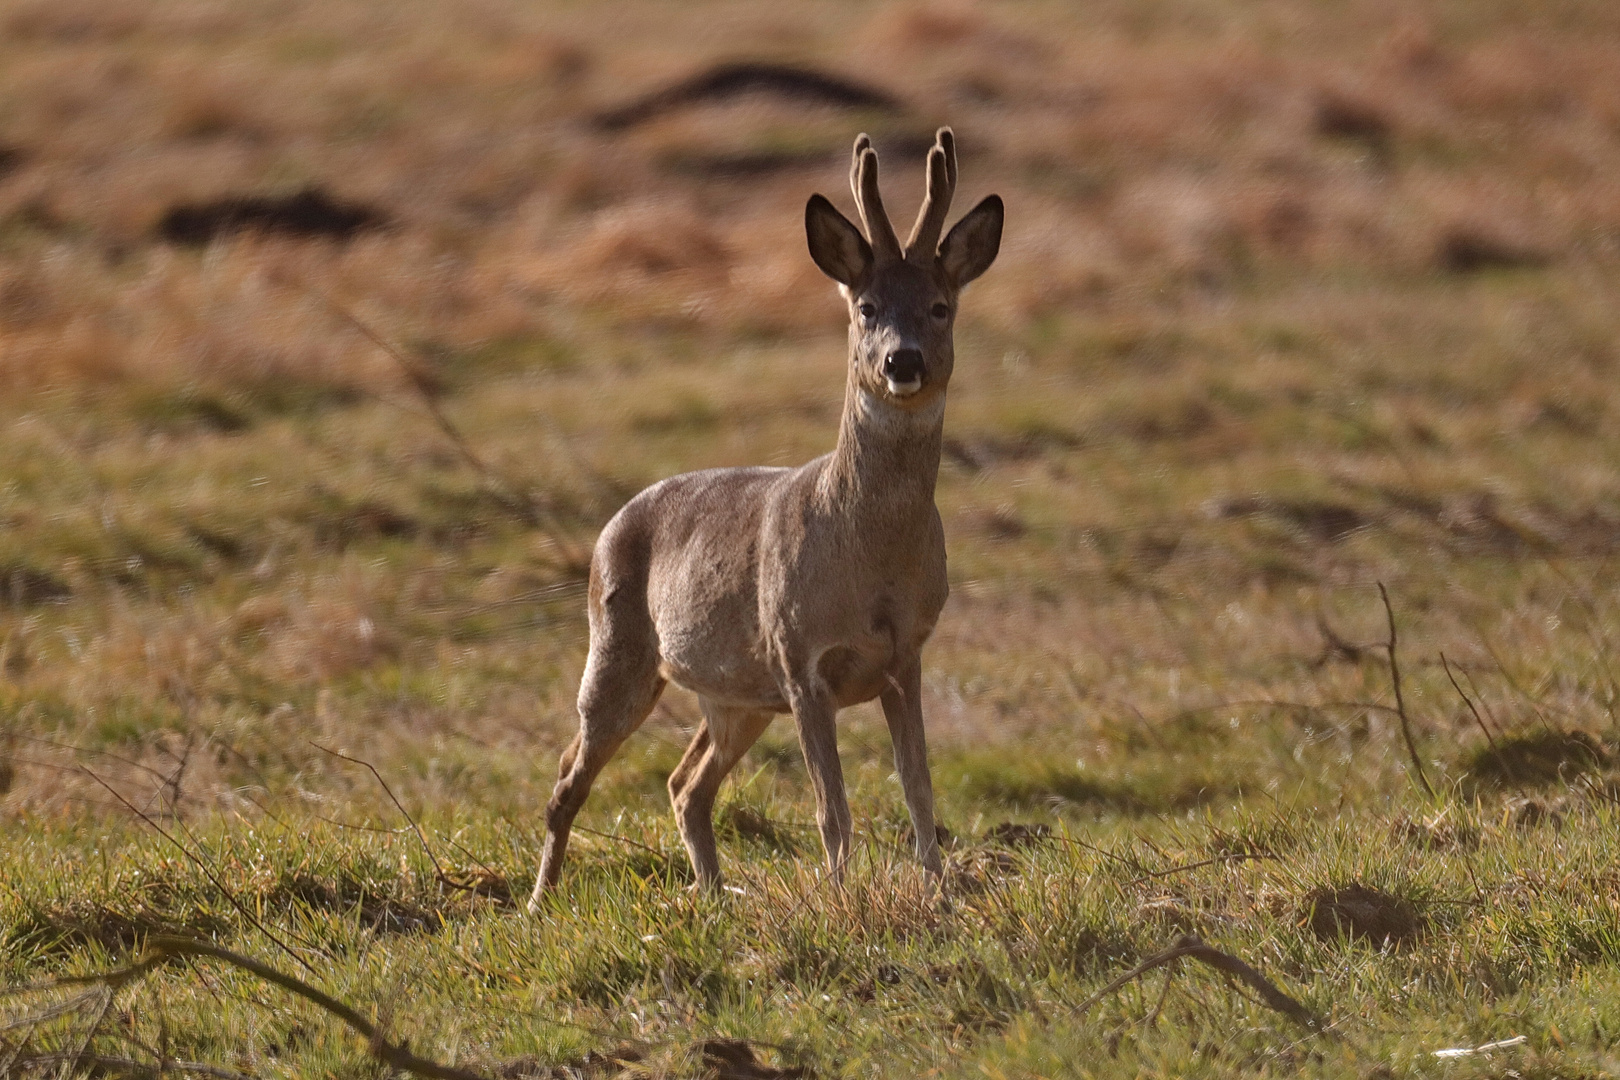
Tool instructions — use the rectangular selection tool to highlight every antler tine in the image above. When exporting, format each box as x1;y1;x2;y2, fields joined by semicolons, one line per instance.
852;142;902;262
849;132;873;205
905;127;957;261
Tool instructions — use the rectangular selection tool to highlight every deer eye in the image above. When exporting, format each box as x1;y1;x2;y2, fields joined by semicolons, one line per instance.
931;302;951;320
858;302;876;320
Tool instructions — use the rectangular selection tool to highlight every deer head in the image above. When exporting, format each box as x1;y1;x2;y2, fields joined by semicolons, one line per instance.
804;129;1003;406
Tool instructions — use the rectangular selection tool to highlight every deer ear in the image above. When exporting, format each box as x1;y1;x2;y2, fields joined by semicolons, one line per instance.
805;194;873;288
937;194;1003;287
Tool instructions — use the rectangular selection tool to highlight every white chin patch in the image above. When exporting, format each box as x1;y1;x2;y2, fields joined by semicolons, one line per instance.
886;377;923;397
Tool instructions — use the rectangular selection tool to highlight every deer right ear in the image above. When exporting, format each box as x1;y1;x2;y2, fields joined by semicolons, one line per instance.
805;194;873;288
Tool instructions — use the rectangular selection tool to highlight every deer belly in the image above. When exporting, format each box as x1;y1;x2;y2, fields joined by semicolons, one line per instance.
818;641;894;707
655;624;786;710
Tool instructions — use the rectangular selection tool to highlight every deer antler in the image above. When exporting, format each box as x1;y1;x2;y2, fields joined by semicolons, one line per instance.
905;127;957;262
849;133;901;262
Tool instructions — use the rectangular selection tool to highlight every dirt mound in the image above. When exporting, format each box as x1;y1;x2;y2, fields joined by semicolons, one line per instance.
701;1040;806;1080
0;562;71;607
1465;729;1607;789
591;61;900;130
156;187;388;245
1436;224;1549;274
1303;883;1424;947
984;822;1052;848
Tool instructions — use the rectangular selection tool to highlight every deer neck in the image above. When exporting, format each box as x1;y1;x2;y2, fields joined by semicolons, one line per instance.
818;368;944;523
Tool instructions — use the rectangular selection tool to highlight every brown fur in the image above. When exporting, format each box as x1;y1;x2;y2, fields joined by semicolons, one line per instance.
530;130;1003;908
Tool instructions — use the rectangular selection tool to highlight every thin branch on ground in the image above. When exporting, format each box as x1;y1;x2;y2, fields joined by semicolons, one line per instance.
1127;851;1276;887
1050;829;1145;873
1313;607;1369;667
1073;934;1329;1037
78;767;325;976
19;1053;254;1080
571;823;672;861
1379;583;1434;798
309;743;454;882
23;936;491;1080
1145;964;1176;1027
1442;652;1504;762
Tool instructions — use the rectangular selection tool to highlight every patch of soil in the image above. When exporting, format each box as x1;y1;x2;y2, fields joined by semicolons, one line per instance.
1501;795;1568;830
701;1039;807;1080
1390;810;1479;851
1313;92;1392;155
984;822;1052;848
156;187;388;245
0;563;72;607
1465;729;1607;790
942;428;1084;472
591;61;901;131
439;867;513;906
497;1045;644;1079
716;804;803;854
269;873;440;935
1302;883;1424;947
1205;494;1367;543
897;821;958;852
1435;225;1548;274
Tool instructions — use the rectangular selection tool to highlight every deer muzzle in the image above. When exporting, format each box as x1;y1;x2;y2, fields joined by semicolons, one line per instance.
883;348;925;396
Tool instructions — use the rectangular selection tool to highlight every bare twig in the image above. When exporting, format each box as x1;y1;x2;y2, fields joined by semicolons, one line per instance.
1442;652;1503;761
18;1052;254;1080
1313;608;1368;667
1145;964;1175;1027
1379;583;1433;798
159;937;488;1080
571;823;671;862
310;742;450;882
1126;851;1275;887
1050;829;1145;873
78;767;324;976
1073;934;1327;1036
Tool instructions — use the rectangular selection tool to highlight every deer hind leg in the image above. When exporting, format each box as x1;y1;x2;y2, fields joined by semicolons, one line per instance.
670;700;772;889
529;630;664;911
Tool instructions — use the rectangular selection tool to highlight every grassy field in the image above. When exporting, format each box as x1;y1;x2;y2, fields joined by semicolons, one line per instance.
4;0;1620;1076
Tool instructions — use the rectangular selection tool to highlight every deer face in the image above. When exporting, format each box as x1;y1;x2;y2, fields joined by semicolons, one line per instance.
805;130;1003;408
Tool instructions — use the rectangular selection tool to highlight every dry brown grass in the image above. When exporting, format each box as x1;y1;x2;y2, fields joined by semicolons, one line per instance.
3;0;1620;390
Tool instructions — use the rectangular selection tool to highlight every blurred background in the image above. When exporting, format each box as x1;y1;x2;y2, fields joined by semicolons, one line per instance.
3;0;1620;819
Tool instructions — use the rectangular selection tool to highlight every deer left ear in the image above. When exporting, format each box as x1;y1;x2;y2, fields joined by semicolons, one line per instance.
806;194;873;288
938;195;1003;287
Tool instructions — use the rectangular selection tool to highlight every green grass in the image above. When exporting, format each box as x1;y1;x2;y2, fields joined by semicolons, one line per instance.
3;777;1620;1078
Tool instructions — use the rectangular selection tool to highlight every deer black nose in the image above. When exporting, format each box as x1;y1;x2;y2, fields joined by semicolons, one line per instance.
884;348;925;386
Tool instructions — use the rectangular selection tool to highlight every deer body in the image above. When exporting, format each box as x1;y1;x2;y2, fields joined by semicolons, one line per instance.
531;130;1002;908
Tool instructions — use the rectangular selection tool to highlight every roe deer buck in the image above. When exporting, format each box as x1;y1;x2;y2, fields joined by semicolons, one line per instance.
530;129;1003;909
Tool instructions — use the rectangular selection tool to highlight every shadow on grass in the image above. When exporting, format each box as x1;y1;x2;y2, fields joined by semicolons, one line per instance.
2;901;227;959
939;754;1233;815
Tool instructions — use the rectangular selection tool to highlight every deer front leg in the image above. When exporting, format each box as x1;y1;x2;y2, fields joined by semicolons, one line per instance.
787;678;853;882
880;656;943;879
